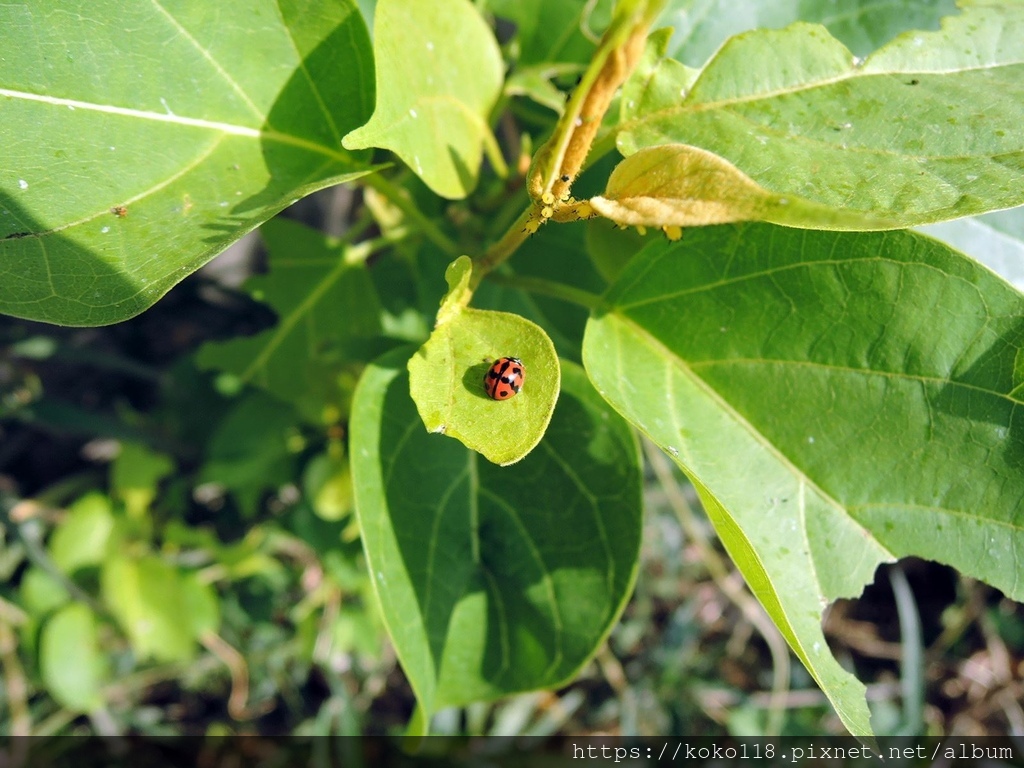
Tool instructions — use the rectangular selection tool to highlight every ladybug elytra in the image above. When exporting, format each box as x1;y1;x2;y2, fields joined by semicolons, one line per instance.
484;357;524;400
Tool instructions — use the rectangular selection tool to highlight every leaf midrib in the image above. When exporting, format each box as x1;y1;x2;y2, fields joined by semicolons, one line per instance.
539;440;616;599
0;87;353;164
690;357;1021;406
614;253;986;313
240;254;353;382
150;0;264;122
478;485;566;680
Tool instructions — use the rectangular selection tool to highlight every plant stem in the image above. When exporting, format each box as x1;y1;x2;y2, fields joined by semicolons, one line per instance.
363;174;460;258
471;1;662;288
483;273;601;309
344;228;411;267
8;515;109;618
470;207;536;289
889;565;924;736
529;0;664;202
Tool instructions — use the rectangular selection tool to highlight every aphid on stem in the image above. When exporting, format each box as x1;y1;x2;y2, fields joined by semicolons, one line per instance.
523;217;542;235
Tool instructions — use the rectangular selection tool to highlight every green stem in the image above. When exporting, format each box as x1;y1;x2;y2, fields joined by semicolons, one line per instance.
472;2;661;289
344;228;411;267
5;509;108;618
483;273;601;309
335;206;378;247
889;565;924;736
530;0;664;199
470;207;536;289
363;174;460;258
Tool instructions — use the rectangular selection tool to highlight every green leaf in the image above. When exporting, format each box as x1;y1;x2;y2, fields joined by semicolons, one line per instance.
0;0;375;326
343;0;504;199
352;349;642;715
196;218;383;422
492;0;614;65
505;66;579;115
101;554;199;662
111;442;174;519
200;391;300;514
583;223;1024;737
19;567;70;617
40;603;109;712
585;217;648;283
591;143;899;229
920;207;1024;290
182;571;221;638
408;257;561;465
48;492;116;574
618;5;1024;228
304;450;355;521
659;0;958;65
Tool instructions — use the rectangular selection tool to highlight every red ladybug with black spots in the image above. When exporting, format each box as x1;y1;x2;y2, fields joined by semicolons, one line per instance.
484;356;524;400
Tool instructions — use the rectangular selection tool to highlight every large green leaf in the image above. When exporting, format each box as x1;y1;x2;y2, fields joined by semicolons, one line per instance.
615;2;1024;228
196;218;383;421
352;350;642;716
0;0;375;326
343;0;503;199
583;223;1024;736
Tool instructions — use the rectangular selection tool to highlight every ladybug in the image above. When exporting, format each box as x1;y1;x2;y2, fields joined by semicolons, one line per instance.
484;356;524;400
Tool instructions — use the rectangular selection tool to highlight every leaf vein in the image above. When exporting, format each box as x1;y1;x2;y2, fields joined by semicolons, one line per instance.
149;0;265;121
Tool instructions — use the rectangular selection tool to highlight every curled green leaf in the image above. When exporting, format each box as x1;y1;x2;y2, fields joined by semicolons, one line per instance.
591;143;898;229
